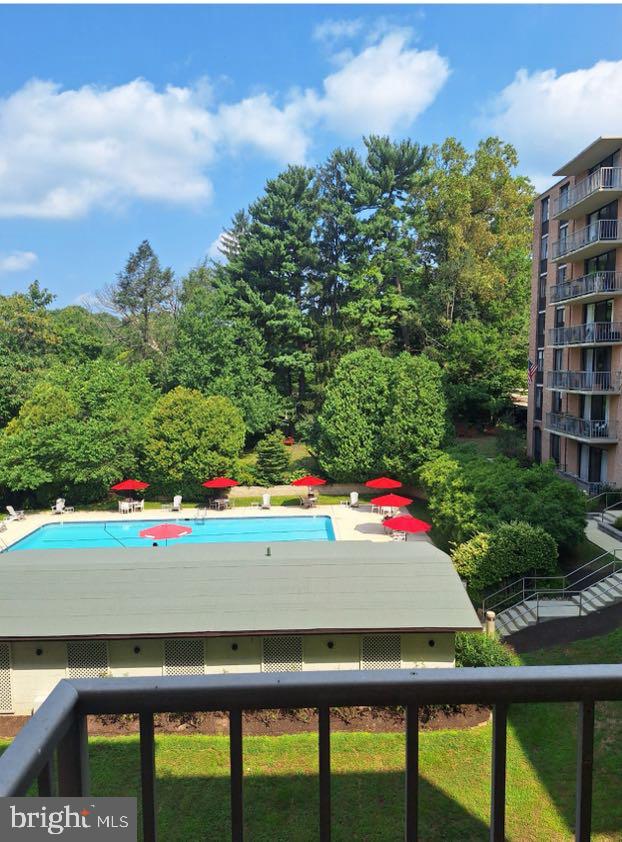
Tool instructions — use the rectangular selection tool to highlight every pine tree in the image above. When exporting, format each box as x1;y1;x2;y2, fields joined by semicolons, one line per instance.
254;431;291;486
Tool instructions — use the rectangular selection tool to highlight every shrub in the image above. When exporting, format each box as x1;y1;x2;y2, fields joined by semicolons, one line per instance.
254;431;290;486
455;632;518;668
452;521;558;595
614;515;622;531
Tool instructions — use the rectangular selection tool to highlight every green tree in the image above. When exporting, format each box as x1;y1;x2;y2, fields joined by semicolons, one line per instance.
169;266;283;436
142;387;245;498
317;349;446;482
0;360;156;502
254;431;290;486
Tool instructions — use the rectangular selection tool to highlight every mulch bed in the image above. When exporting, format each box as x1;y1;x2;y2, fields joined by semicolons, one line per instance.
0;706;489;739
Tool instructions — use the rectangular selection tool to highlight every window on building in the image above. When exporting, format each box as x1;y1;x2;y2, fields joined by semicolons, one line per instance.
0;644;11;714
556;265;568;284
551;391;562;414
67;641;109;679
554;349;564;371
555;307;565;329
533;427;542;462
558;222;568;254
550;434;561;466
535;386;543;421
538;272;547;304
559;183;569;213
540;233;549;260
164;639;205;676
361;635;401;670
263;636;303;672
541;196;549;223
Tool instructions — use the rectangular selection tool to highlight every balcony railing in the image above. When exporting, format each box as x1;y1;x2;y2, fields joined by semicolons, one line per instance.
552;219;621;260
1;668;621;842
557;467;614;496
551;271;622;304
548;321;622;347
553;167;622;217
546;412;617;442
547;370;622;393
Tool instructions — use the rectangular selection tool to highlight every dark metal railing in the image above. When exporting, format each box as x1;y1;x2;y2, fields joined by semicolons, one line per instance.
549;321;622;347
545;412;617;441
553;167;622;217
1;669;621;842
552;218;621;260
551;270;622;303
547;370;622;392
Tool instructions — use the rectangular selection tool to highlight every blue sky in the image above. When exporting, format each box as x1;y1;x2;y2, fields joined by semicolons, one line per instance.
2;4;622;305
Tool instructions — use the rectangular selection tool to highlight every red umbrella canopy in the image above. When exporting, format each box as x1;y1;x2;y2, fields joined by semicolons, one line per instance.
365;477;402;489
371;493;413;507
139;523;192;540
202;477;240;488
291;476;327;487
111;479;150;492
382;515;431;534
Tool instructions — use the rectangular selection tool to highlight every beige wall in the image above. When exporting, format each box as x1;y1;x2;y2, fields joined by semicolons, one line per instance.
1;632;458;715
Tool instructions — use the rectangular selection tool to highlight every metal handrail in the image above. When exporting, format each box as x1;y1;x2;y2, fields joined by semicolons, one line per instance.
601;499;622;523
552;218;621;260
551;270;622;304
545;412;617;441
549;321;622;347
547;370;622;392
554;167;622;216
1;667;621;842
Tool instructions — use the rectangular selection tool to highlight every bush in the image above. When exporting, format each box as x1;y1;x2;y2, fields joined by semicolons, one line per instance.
495;422;527;461
452;521;558;595
254;431;290;486
455;632;518;668
614;515;622;531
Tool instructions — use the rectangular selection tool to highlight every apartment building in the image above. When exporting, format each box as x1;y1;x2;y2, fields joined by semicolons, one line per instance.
528;137;622;494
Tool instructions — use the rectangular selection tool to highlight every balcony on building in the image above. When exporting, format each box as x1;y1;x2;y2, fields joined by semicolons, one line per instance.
545;412;618;443
551;270;622;305
548;321;622;347
546;370;622;394
556;465;615;496
552;167;622;220
552;219;622;262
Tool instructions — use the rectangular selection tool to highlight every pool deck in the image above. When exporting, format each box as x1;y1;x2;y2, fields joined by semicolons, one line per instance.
1;503;430;550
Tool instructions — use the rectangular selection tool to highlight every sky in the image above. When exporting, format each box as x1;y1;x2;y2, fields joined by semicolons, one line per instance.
2;4;622;305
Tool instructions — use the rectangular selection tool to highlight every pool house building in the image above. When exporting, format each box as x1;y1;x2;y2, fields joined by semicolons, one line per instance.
0;540;480;715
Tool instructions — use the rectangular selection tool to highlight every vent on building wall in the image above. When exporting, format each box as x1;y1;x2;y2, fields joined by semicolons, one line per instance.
262;635;303;672
361;634;401;669
67;641;109;679
164;639;205;676
0;643;12;713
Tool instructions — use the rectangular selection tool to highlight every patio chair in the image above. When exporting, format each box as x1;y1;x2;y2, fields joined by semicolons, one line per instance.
349;491;359;508
51;498;65;515
6;505;25;522
119;501;131;515
172;495;183;512
134;499;145;512
261;493;271;510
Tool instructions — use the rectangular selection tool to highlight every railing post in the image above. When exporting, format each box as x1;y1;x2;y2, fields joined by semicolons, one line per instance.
575;701;595;842
318;706;331;842
139;712;157;842
37;758;55;797
405;704;419;842
57;715;89;796
229;709;244;842
490;703;508;842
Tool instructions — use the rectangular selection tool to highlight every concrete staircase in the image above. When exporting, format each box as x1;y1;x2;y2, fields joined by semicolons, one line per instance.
486;551;622;638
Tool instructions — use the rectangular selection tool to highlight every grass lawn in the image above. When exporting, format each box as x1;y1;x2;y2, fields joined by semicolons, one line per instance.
3;630;621;841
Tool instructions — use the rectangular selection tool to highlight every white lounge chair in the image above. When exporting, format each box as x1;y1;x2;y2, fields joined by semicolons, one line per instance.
261;493;271;510
6;505;25;522
349;491;359;508
51;498;65;514
119;501;131;514
172;495;183;512
391;531;407;542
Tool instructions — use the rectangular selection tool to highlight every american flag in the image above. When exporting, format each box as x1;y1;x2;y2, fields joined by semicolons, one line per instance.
528;358;538;383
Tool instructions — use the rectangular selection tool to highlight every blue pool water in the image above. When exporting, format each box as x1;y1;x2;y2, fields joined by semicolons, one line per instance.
7;516;335;551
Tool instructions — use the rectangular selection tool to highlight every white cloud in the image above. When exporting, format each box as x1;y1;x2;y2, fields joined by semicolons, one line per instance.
0;250;37;273
480;60;622;191
299;31;450;136
313;18;363;44
0;30;449;220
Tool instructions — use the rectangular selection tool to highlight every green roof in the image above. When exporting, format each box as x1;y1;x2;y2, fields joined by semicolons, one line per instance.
0;541;481;639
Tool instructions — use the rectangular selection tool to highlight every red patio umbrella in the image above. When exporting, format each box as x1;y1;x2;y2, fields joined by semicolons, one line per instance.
111;479;150;492
371;493;413;509
139;523;192;540
382;515;431;534
291;475;327;496
365;477;402;489
202;477;240;488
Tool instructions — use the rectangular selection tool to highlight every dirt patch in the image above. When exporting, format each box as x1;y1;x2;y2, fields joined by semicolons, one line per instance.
1;706;489;740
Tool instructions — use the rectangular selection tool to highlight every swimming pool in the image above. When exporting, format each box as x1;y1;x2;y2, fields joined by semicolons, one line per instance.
6;515;336;551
